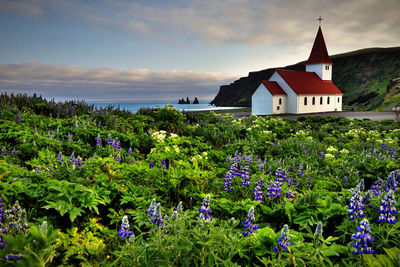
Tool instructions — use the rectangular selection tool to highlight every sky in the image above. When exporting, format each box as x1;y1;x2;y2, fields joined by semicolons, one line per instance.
0;0;399;102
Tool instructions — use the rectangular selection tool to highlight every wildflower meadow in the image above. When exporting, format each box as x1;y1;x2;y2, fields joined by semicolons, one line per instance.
1;93;400;266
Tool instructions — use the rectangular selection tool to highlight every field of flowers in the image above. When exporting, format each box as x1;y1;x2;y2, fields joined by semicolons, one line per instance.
1;93;400;266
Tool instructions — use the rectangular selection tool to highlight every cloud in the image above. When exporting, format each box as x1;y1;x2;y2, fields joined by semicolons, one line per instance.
0;62;239;101
2;0;398;52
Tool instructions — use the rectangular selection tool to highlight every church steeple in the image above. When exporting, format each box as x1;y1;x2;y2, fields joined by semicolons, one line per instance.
306;24;332;80
307;26;332;65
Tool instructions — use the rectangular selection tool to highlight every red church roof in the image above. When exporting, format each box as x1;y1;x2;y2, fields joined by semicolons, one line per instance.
306;26;333;65
276;69;343;95
261;81;286;95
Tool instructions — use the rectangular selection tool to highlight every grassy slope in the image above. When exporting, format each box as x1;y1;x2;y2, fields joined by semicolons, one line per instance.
211;47;400;111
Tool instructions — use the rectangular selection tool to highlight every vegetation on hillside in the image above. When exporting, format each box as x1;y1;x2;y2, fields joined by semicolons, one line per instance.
1;93;400;266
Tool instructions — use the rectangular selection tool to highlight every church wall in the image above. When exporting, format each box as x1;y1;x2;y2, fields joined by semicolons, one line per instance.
269;72;298;113
297;94;342;113
272;95;286;114
251;84;273;115
334;95;342;111
306;63;332;80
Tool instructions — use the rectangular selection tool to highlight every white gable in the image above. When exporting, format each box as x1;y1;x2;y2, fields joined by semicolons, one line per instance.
269;71;298;114
251;84;273;115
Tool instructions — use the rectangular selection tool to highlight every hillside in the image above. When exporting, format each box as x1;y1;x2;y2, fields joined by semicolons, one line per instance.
211;47;400;111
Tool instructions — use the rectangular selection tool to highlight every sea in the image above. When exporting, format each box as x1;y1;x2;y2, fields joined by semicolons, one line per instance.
88;100;244;114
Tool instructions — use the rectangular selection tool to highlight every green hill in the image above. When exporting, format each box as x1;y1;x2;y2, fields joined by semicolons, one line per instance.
211;47;400;111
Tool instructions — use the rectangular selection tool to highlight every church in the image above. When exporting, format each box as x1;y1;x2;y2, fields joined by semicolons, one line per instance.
251;25;343;115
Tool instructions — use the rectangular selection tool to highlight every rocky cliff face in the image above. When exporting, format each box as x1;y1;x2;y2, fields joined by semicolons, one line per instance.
211;47;400;111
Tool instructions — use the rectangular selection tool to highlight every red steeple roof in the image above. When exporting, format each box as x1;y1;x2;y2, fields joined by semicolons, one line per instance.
306;26;332;65
276;69;342;95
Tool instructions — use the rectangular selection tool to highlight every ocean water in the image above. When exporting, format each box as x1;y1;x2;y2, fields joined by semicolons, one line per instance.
89;100;244;114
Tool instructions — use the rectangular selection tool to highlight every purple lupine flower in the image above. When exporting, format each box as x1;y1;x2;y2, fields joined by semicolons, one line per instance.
343;176;349;183
11;148;17;157
151;203;164;227
2;147;7;155
96;134;102;147
381;143;387;151
107;135;112;145
149;159;154;169
224;171;233;192
242;207;260;236
241;166;251;186
57;152;64;164
161;159;167;169
286;190;296;199
225;155;231;162
377;190;398;224
259;163;264;173
348;184;365;221
254;186;264;201
127;147;132;154
115;154;121;162
229;162;240;179
275;168;287;182
385;170;400;192
70;152;75;164
110;139;116;149
75;156;82;167
266;181;282;201
245;154;253;165
115;137;121;150
118;215;134;240
371;178;383;196
352;219;374;255
257;177;265;188
148;199;156;216
291;177;298;187
362;191;372;208
307;176;313;189
171;211;178;221
242;207;259;236
68;133;72;143
274;224;290;252
198;195;213;225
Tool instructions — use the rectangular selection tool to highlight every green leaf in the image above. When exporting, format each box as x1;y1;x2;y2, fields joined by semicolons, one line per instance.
69;207;84;222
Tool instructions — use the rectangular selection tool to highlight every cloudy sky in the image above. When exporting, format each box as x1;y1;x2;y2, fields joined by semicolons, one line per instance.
0;0;399;102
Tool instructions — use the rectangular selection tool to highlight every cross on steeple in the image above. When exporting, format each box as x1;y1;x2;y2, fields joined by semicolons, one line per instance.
317;16;323;26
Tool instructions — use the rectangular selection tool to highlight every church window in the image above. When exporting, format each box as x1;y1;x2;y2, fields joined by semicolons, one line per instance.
338;97;340;103
320;97;323;105
325;65;329;70
279;98;282;105
312;97;315;105
304;97;307;105
277;106;280;111
327;97;330;104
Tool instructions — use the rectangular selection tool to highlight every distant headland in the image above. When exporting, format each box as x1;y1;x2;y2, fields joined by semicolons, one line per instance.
178;97;199;104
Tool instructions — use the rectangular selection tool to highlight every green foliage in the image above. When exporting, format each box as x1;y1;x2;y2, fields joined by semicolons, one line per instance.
0;94;400;265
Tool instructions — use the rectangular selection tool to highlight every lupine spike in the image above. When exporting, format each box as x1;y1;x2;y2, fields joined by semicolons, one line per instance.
352;218;374;255
148;199;156;215
274;224;290;252
315;221;323;240
177;202;183;213
242;206;259;236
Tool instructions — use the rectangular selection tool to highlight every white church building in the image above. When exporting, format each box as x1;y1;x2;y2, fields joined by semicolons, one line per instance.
252;26;343;115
